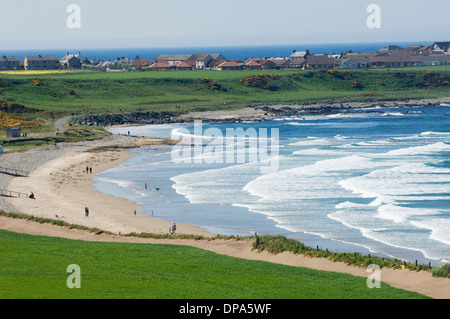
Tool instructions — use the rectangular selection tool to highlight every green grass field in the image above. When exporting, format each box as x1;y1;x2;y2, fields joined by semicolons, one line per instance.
1;67;449;118
0;230;428;299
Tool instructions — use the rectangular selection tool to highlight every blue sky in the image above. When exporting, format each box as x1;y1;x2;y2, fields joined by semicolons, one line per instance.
1;0;449;50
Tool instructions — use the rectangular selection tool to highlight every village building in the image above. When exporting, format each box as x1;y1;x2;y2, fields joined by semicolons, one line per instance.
214;60;244;71
290;50;309;60
377;45;404;54
24;55;56;70
259;59;276;69
339;53;372;69
0;56;20;70
114;57;132;65
419;54;450;66
5;127;20;138
193;54;213;69
174;60;196;70
155;54;196;66
287;58;307;69
131;59;154;69
60;53;82;69
306;55;337;69
371;52;420;68
431;42;450;54
244;59;263;70
270;58;291;69
148;60;173;69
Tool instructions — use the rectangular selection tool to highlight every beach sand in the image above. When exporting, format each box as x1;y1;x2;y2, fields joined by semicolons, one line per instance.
6;147;211;237
1;138;449;299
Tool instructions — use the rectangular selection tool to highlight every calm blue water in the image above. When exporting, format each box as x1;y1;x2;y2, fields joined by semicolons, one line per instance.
96;104;450;264
1;41;431;61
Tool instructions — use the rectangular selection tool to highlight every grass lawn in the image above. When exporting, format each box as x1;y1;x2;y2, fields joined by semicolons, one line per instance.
0;230;429;299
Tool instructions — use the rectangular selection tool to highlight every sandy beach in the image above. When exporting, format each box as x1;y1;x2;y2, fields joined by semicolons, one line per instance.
5;145;211;237
1;135;449;299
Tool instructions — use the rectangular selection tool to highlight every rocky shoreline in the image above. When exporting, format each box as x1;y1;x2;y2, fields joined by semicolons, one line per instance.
69;97;450;127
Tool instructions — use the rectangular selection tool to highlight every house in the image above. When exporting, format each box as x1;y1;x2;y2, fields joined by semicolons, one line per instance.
419;54;450;66
431;42;450;54
97;60;114;69
5;127;20;138
306;55;337;69
60;52;82;69
290;50;309;60
132;59;154;69
148;60;173;69
259;59;276;69
244;59;263;70
24;56;56;70
287;58;307;69
270;58;291;69
155;54;196;66
371;52;420;68
193;54;213;69
214;61;244;71
340;53;372;69
377;45;404;54
174;60;196;70
0;56;20;70
114;57;132;65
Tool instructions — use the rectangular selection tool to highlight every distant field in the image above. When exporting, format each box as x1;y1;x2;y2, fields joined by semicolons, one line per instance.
0;230;428;299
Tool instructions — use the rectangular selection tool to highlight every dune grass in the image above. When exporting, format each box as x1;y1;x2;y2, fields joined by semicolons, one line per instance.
0;228;429;299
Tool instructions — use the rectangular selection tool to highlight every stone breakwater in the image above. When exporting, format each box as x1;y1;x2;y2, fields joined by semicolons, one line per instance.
70;111;179;127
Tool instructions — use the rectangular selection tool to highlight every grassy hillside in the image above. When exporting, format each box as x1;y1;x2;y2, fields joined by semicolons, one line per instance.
0;229;428;299
1;67;449;116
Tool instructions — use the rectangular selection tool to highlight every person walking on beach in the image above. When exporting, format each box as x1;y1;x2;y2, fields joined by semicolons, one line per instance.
89;167;92;174
86;166;89;173
134;209;136;216
85;207;89;217
171;223;177;234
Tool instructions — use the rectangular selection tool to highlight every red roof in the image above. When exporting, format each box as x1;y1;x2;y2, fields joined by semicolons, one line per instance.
217;61;241;67
148;61;171;68
245;60;262;66
132;59;153;67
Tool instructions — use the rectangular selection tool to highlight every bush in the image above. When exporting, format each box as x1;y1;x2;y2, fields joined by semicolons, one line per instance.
351;81;364;89
198;78;227;92
416;72;450;88
432;263;450;278
326;69;352;79
240;74;280;90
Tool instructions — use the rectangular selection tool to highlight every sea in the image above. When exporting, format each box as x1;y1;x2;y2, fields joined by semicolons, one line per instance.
1;41;432;61
95;104;450;265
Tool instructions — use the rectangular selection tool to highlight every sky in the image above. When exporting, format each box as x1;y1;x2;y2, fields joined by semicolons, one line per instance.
1;0;449;50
